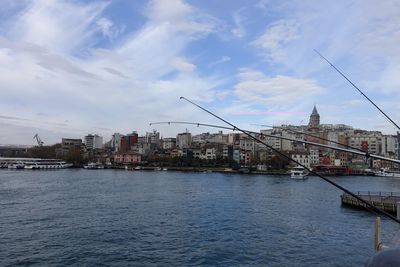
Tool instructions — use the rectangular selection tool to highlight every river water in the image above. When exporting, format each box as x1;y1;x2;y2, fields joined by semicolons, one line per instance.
1;169;400;266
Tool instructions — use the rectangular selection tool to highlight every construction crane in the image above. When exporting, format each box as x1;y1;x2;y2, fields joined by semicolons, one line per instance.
33;134;44;146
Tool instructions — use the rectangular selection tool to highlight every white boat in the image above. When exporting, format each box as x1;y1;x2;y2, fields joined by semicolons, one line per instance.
134;166;142;170
3;158;72;170
84;162;104;169
154;167;162;171
162;168;168;171
373;168;400;178
24;160;72;169
8;163;25;169
290;166;309;179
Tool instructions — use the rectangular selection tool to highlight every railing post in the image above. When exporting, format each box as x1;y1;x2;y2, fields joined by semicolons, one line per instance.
375;217;382;252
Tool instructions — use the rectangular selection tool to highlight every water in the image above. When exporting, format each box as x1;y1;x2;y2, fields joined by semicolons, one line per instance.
1;170;400;266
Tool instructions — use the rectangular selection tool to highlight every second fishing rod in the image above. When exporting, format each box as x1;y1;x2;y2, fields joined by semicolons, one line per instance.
178;96;400;224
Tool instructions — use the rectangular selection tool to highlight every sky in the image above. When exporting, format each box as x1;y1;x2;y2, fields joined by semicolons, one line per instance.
1;0;400;145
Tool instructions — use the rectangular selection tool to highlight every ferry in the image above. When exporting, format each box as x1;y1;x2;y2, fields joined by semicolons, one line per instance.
24;160;72;169
0;157;72;169
290;166;309;179
373;168;400;178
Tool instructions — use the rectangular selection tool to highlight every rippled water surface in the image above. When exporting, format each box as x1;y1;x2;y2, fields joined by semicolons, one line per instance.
1;169;400;266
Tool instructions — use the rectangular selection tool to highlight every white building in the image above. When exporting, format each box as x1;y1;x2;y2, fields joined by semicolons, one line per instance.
309;148;319;165
205;148;217;160
163;138;176;150
349;131;382;155
176;132;192;149
146;130;160;145
84;134;103;150
382;135;397;157
291;152;310;168
111;133;122;152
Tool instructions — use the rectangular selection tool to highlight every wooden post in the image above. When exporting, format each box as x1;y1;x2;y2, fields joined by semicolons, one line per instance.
374;217;382;252
397;202;400;220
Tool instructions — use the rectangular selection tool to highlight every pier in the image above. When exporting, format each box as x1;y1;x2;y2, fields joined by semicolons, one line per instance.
341;191;400;215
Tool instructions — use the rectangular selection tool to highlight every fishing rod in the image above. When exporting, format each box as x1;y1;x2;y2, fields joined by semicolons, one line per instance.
252;124;365;153
150;121;400;165
178;96;400;224
314;49;400;131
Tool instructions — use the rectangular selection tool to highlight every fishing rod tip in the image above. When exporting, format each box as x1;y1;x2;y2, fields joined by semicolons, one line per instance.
179;96;184;99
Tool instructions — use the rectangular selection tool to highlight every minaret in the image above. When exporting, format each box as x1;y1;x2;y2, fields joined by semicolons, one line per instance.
308;105;320;128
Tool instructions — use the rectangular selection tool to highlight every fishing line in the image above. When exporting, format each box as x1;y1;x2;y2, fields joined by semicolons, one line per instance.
252;124;365;153
178;96;400;224
314;49;400;131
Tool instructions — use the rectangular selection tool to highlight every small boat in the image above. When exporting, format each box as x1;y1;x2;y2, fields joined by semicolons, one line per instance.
290;166;309;179
84;162;104;169
238;167;250;174
8;163;25;169
154;167;162;171
162;168;168;171
134;166;142;170
373;168;400;178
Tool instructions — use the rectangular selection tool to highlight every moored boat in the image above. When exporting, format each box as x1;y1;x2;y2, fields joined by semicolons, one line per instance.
290;166;309;179
84;162;104;169
373;168;400;178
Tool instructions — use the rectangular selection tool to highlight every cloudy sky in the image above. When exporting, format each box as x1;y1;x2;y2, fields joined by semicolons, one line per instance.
1;0;400;145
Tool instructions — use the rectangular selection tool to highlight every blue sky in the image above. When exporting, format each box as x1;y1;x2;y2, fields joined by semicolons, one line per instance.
1;0;400;145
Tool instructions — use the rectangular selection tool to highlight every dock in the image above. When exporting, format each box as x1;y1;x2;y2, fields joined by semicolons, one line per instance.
341;191;400;215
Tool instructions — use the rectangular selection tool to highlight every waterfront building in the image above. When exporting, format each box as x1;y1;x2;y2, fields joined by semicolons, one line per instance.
176;132;192;149
239;138;255;153
111;133;122;152
114;152;141;164
233;149;240;163
119;132;138;153
192;148;202;158
382;135;397;157
223;145;233;160
349;131;382;155
192;131;227;144
146;130;160;146
0;145;29;157
57;138;84;157
84;134;103;150
260;129;282;150
205;148;217;160
291;152;310;168
162;138;176;150
309;147;320;166
227;133;240;145
240;150;252;166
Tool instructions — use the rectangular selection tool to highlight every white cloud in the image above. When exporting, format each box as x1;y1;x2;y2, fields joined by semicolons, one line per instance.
234;68;324;106
231;10;246;38
252;20;299;63
208;56;231;67
7;0;108;54
96;17;125;40
144;0;217;36
0;0;223;144
171;57;196;72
